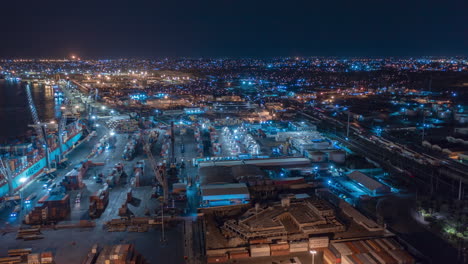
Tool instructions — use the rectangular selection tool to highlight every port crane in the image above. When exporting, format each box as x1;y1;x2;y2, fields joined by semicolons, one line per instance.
25;83;52;170
143;142;168;203
0;156;14;196
143;131;168;242
57;98;71;164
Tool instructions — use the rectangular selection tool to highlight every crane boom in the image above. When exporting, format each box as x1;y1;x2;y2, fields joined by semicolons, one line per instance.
25;84;42;135
0;157;14;195
144;143;168;202
25;83;51;169
58;99;68;162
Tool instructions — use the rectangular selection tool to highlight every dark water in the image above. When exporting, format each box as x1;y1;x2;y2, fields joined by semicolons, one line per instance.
0;80;57;142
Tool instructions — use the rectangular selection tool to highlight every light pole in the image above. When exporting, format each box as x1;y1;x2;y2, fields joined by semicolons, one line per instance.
309;250;317;264
19;177;27;221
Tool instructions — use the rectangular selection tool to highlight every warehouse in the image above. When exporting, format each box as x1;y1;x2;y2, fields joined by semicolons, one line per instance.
347;171;391;196
200;183;250;207
222;199;345;241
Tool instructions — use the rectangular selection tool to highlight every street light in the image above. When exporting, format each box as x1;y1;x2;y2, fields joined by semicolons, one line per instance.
19;177;27;218
309;250;317;264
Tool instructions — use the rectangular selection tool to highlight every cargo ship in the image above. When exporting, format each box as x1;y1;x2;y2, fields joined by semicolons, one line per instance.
0;121;84;198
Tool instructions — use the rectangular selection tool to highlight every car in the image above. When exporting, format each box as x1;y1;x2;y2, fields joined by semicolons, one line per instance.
43;179;53;189
24;193;37;204
48;183;57;191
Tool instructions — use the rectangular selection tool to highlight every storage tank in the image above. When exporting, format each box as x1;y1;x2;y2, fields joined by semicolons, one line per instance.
329;150;346;163
310;151;327;162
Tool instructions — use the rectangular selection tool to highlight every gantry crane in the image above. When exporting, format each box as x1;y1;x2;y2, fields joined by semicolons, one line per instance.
57;98;71;164
25;83;51;170
143;141;168;203
0;156;14;196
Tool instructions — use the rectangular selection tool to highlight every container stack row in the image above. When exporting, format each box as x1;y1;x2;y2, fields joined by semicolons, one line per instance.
0;248;54;264
89;185;109;218
24;194;71;225
328;238;415;264
82;244;148;264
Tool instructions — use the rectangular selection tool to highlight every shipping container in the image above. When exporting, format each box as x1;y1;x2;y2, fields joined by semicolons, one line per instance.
207;254;228;263
250;244;270;257
228;250;249;259
289;241;309;253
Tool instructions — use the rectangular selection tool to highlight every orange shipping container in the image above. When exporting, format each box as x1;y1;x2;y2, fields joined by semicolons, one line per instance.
207;254;228;263
271;250;290;256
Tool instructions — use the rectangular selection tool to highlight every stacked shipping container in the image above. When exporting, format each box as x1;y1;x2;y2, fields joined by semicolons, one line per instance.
24;194;70;225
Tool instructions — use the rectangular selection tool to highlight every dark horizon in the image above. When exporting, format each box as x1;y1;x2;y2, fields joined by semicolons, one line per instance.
0;0;467;58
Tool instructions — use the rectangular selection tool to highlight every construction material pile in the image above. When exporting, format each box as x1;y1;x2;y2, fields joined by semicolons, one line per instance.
16;228;43;241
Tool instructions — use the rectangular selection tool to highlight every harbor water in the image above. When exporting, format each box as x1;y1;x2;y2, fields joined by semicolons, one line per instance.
0;80;58;142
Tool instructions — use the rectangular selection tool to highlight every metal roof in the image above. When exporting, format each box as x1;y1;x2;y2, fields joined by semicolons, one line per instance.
347;171;390;193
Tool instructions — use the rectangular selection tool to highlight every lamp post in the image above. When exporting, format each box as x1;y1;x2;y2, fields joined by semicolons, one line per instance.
19;177;27;221
309;250;317;264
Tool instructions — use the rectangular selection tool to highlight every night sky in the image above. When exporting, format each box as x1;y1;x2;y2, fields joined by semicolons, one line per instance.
0;0;467;58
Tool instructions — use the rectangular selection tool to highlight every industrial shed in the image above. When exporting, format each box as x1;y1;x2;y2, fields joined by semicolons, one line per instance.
200;183;250;207
347;171;391;195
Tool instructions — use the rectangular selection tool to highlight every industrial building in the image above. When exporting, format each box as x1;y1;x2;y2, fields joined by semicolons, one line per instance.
347;171;391;196
199;164;265;185
200;183;250;207
221;198;345;242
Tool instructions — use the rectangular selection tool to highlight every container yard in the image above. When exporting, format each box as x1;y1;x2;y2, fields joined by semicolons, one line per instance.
2;55;465;264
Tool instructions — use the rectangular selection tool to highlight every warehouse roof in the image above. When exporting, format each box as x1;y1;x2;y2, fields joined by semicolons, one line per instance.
201;183;249;197
199;166;234;185
347;171;390;193
200;164;266;185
